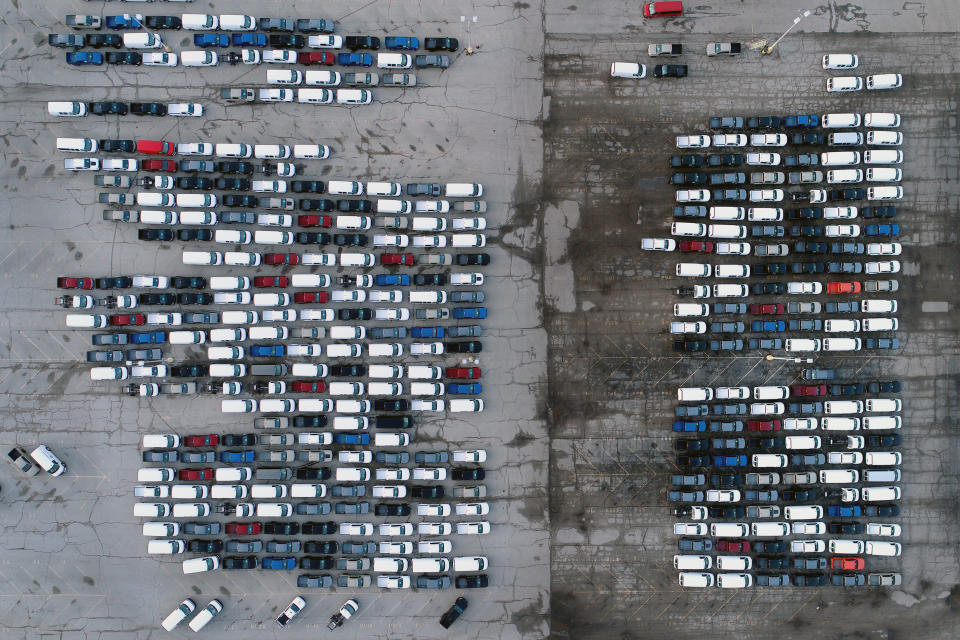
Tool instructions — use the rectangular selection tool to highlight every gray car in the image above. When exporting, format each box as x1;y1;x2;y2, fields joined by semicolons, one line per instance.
178;160;216;172
184;312;219;324
671;474;705;486
142;450;177;462
86;350;123;363
450;291;485;303
266;540;302;553
335;502;370;514
183;522;221;535
417;575;452;589
337;574;371;587
381;73;416;87
756;574;790;587
415;54;450;68
369;327;407;339
708;420;743;433
447;325;482;337
125;348;161;361
376;451;410;464
298;574;334;588
337;558;370;571
415;451;449;464
180;451;216;463
161;382;197;395
225;540;263;553
331;485;367;497
295;503;332;515
793;557;826;570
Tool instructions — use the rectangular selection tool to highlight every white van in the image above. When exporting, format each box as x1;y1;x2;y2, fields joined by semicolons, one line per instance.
864;151;903;166
48;101;87;116
377;53;412;69
267;69;303;85
827;169;863;184
824;400;863;414
674;303;709;317
862;486;901;501
409;291;447;304
57;137;98;152
337;89;373;104
671;222;707;237
867;131;903;146
221;399;257;413
678;573;714;588
254;230;294;245
752;454;788;468
209;276;250;290
708;224;746;239
182;251;223;265
820;469;859;483
138;468;175;482
330;326;365;340
610;62;646;78
134;503;170;517
784;506;822;520
676;263;711;277
866;73;902;90
30;445;67;476
367;182;402;197
712;284;748;297
144;523;181;539
751;522;789;537
215;143;253;158
445;183;484;198
820;151;860;166
449;399;484;412
219;312;257;326
709;523;748;537
177;193;217;208
865;112;900;127
753;386;788;400
138;193;176;207
124;32;163;49
673;555;712;570
746;207;781;222
339;253;376;267
867;186;903;200
373;557;409;573
864;469;901;483
376;199;413;214
866;398;901;412
821;113;861;128
328;181;363;196
451;234;486;247
866;541;902;556
140;210;177;225
179;211;217;225
368;382;403;395
829;540;865;554
91;366;128;381
828;132;864;146
821;417;860;431
256;503;293;517
336;467;371;482
784;436;821;449
329;382;364;396
327;343;361;358
863;299;898;313
866;451;902;466
825;319;860;333
823;338;861;352
368;343;402;357
863;416;901;430
411;557;450;573
678;387;713;402
709;206;745;220
304;69;341;86
66;314;108;329
337;215;373;230
182;557;220;574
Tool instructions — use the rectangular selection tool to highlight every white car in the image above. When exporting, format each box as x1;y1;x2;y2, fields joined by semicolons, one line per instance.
287;344;323;357
297;433;332;445
449;273;483;286
451;218;486;230
749;189;783;202
641;238;676;251
866;523;901;537
177;142;213;156
259;88;294;102
866;260;900;274
791;540;825;553
828;451;863;464
712;134;747;147
452;450;487;463
746;153;781;166
181;51;217;67
377;575;411;589
308;35;343;48
706;490;740;503
676;189;710;203
300;309;334;322
263;50;297;64
456;522;491;535
867;242;902;256
153;175;175;189
376;468;411;481
825;224;860;238
822;54;858;69
676;135;710;149
65;158;99;171
161;599;196;632
418;540;453;553
715;242;750;255
823;206;857;219
143;52;178;66
417;503;452;517
411;399;444;411
455;503;490;516
262;309;295;321
827;76;863;92
410;343;443;356
787;282;822;295
417;522;452;535
242;49;261;64
750;134;787;147
103;158;138;172
372;485;406;498
339;522;373;536
791;522;826;535
330;290;366;302
673;523;708;536
380;523;414;536
168;103;203;117
219;14;256;31
412;468;447;481
670;321;707;334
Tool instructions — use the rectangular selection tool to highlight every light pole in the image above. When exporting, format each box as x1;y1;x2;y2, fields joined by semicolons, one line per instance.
761;9;811;55
765;355;813;364
133;16;172;54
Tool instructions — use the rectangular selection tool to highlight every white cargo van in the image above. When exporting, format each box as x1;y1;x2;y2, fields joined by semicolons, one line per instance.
784;505;822;520
674;303;709;317
676;263;711;277
90;366;128;380
866;541;901;556
865;451;902;466
671;222;707;237
824;400;863;414
750;522;789;537
66;314;108;329
822;338;861;352
785;338;821;352
865;398;901;412
709;523;748;537
376;199;413;214
57;137;98;152
752;454;788;468
209;276;250;290
336;89;373;104
821;113;861;128
182;251;223;265
864;150;902;164
377;53;412;68
867;186;903;200
862;486;901;501
712;284;748;297
708;224;746;239
863;299;898;313
863;416;901;430
784;436;821;449
820;469;859;483
829;540;865;554
820;151;860;166
673;555;712;570
182;557;220;574
336;215;372;230
445;183;484;197
221;399;257;413
677;387;713;401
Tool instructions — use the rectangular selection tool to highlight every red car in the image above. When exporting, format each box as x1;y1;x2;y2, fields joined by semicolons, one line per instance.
294;291;329;304
826;281;861;294
109;313;146;326
445;367;481;379
57;276;94;289
830;557;864;571
136;140;175;155
380;253;415;265
141;159;178;172
183;434;219;447
253;276;289;288
225;522;262;535
747;419;782;432
716;539;748;553
791;384;826;397
264;253;300;265
749;303;785;315
178;468;214;481
644;1;683;18
298;51;335;65
678;240;714;253
298;215;332;228
291;380;326;393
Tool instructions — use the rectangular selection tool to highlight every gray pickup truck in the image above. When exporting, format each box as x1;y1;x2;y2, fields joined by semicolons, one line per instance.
648;43;682;56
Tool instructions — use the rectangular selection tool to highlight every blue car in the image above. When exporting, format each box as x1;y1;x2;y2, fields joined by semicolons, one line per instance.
130;331;166;344
105;14;143;30
672;420;707;433
261;557;296;570
784;114;818;127
865;223;900;237
250;344;285;357
713;454;747;467
66;51;104;66
827;505;862;518
232;32;268;47
219;450;255;463
374;274;411;286
751;320;786;332
194;33;230;48
384;36;419;50
453;307;487;319
411;326;445;338
448;382;482;395
335;433;371;445
337;52;373;66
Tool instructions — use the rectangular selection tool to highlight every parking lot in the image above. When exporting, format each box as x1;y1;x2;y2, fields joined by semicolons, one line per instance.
3;0;960;639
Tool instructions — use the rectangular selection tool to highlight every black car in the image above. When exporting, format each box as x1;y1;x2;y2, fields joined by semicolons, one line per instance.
789;225;822;238
137;293;176;306
96;276;132;289
222;433;256;446
827;522;863;535
259;17;294;32
865;504;900;517
188;540;223;554
299;198;335;211
296;18;335;33
171;364;208;377
784;154;819;167
706;154;744;167
425;37;458;51
829;242;865;254
751;225;784;238
791;262;825;274
788;191;810;202
223;194;259;208
330;364;366;377
670;154;705;168
345;35;381;50
749;338;783;350
789;207;821;220
89;102;129;115
223;556;258;570
100;139;136;153
269;34;305;48
177;176;213;190
756;556;788;570
405;182;441;196
752;541;786;553
376;415;414;429
456;253;491;266
375;504;411;517
217;161;255;175
295;232;331;245
264;522;300;535
374;399;409;412
827;261;863;274
792;574;828;587
178;229;213;242
455;575;488;589
791;132;825;145
302;522;337;536
712;188;747;201
172;276;206;289
145;15;182;29
300;556;334;570
445;341;482;353
138;228;174;242
707;506;746;519
793;241;828;254
752;282;786;295
788;319;821;331
756;262;787;275
653;64;687;77
130;102;167;116
828;383;863;396
746;116;782;129
215;177;251;191
414;273;446;286
333;233;367;246
106;51;142;65
826;188;866;201
451;468;485;481
303;541;338;555
293;416;328;429
868;380;902;393
440;597;468;628
862;206;897;218
671;172;708;185
825;301;859;313
411;485;444;499
674;340;707;353
87;33;123;48
337;197;373;211
709;474;741;487
296;468;332;480
709;116;745;130
292;180;326;193
338;308;372;321
673;205;707;218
